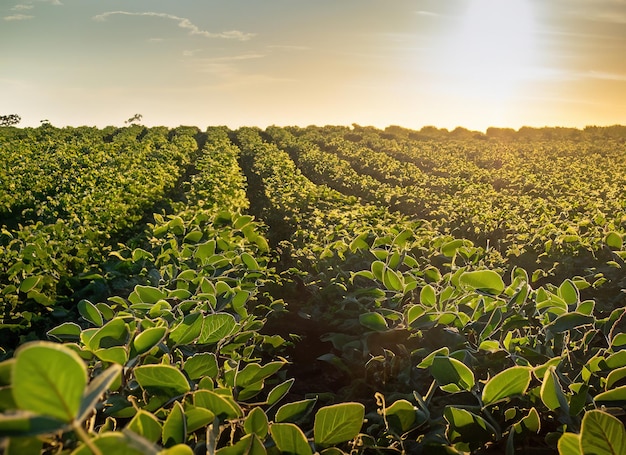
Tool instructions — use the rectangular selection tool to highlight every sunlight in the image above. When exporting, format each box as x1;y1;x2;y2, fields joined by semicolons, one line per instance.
437;0;536;102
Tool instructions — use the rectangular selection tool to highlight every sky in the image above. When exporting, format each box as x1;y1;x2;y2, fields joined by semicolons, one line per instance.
2;0;626;131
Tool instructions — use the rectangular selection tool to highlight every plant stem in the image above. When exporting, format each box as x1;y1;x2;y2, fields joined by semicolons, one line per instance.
73;421;102;455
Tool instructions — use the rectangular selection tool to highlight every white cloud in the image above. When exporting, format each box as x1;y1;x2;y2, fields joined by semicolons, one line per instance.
38;0;62;5
4;14;34;20
11;4;34;10
93;11;256;41
414;10;439;17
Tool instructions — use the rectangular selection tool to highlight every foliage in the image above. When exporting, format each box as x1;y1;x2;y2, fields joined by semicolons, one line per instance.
1;124;626;453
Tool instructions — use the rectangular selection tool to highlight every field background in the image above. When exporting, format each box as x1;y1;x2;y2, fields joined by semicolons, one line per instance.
1;123;626;454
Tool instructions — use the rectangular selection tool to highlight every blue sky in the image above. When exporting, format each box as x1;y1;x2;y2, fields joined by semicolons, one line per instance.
2;0;625;130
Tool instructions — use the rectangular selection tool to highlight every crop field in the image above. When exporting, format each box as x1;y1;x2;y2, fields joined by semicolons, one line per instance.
1;123;626;454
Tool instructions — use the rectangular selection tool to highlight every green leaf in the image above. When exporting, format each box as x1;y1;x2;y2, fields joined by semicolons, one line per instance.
442;239;467;257
459;270;505;295
444;406;497;451
266;378;295;407
236;361;286;388
216;434;266;455
77;363;122;423
19;276;41;294
540;367;565;411
127;410;163;443
134;365;190;397
547;312;594;333
275;398;317;424
594;385;626;405
385;399;422;433
558;433;582;455
244;407;269;438
313;402;365;447
482;366;531;406
4;435;43;455
184;406;215;433
87;317;128;350
271;423;313;455
419;285;437;306
558;280;579;305
359;312;388;332
193;390;242;420
606;366;626;389
12;341;87;422
183;353;218;381
131;285;167;304
132;327;167;357
47;322;82;342
169;313;203;345
580;410;626;455
78;299;104;327
162;401;186;447
0;411;68;437
199;313;237;344
70;432;152;455
605;232;623;250
430;356;475;392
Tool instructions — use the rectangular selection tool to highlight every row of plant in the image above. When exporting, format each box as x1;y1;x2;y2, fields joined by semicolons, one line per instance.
1;124;626;454
0;125;199;346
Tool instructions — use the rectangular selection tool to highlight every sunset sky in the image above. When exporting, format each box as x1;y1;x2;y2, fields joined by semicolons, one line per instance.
2;0;625;131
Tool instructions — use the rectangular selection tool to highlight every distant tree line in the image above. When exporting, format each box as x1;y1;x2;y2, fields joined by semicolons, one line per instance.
384;124;626;141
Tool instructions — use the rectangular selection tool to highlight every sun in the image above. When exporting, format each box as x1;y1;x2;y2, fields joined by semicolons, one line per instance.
437;0;536;102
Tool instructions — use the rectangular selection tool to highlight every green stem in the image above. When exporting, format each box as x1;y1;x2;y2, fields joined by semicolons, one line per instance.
73;421;102;455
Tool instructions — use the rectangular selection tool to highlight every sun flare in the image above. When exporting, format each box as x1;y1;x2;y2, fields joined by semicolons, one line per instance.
437;0;536;102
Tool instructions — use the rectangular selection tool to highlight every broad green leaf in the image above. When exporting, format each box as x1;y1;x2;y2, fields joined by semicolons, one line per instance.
77;363;122;423
442;239;467;257
430;356;475;392
540;368;565;411
606;366;626;390
193;390;242;420
131;285;167;304
169;313;203;345
558;280;579;305
0;411;67;437
420;285;437;306
199;313;237;344
482;366;531;406
216;434;266;455
70;432;152;455
19;276;41;294
160;444;195;455
580;410;626;455
78;299;104;327
236;361;286;388
184;406;215;433
47;322;82;342
313;402;365;447
266;378;295;407
127;410;163;443
547;312;594;333
594;385;626;405
132;327;167;357
162;401;186;447
271;423;312;455
359;312;388;332
244;407;269;438
558;433;581;455
134;365;190;397
275;398;317;424
5;435;43;455
384;399;421;433
87;317;128;350
183;353;218;381
605;232;623;250
459;270;505;295
13;342;87;422
444;406;496;451
371;261;385;281
94;346;128;365
383;267;403;291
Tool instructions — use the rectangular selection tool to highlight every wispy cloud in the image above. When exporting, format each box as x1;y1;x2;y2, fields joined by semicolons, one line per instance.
267;45;310;51
11;4;34;10
38;0;63;5
4;13;33;20
93;11;256;41
414;10;439;17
